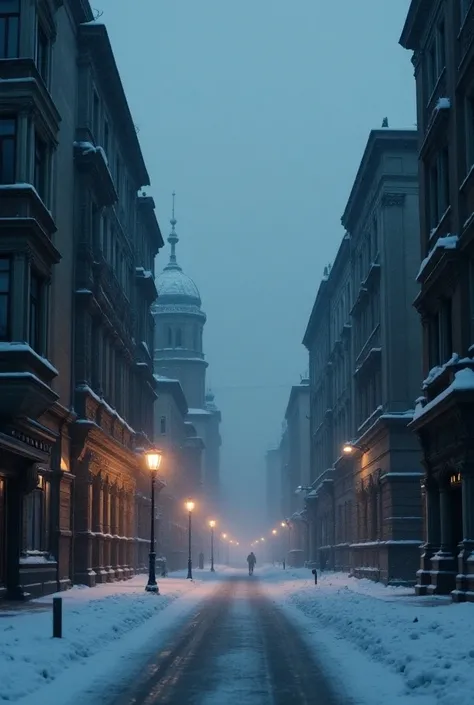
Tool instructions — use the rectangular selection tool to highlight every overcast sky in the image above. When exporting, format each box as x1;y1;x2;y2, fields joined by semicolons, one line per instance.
98;0;415;541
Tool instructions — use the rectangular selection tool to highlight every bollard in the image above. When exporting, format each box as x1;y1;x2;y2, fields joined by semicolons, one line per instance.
53;597;63;638
312;568;318;585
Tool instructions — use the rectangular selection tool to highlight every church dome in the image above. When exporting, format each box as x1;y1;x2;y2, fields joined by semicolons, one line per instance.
156;268;201;305
153;193;205;317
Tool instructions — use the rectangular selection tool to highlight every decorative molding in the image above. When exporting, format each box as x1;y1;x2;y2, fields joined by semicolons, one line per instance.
381;193;406;208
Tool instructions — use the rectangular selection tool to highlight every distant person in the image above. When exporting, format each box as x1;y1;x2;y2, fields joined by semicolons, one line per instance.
247;551;256;576
198;552;204;569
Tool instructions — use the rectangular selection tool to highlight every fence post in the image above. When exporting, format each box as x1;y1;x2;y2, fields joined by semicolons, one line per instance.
53;597;62;638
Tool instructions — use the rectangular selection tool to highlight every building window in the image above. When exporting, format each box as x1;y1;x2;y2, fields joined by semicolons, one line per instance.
101;215;109;259
428;148;449;230
428;300;452;368
29;271;42;352
426;21;446;99
103;119;109;155
116;156;121;197
36;22;49;84
0;257;10;340
34;133;48;202
92;90;99;139
25;479;50;552
0;116;15;184
160;416;166;435
0;0;19;59
176;328;182;347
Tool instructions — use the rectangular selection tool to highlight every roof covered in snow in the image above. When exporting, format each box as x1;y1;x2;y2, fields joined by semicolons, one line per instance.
154;197;203;314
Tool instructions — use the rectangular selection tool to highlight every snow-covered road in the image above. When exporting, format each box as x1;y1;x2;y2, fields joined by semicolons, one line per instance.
2;566;472;704
107;575;344;705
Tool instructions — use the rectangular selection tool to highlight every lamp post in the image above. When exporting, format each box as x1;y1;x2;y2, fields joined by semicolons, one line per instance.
209;520;216;572
145;449;163;593
185;499;195;579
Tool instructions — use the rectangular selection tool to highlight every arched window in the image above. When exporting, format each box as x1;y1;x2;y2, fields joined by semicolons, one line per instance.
176;328;182;347
167;327;172;347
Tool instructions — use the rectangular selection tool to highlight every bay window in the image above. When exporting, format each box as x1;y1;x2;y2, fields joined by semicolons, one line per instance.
0;0;19;59
0;116;15;184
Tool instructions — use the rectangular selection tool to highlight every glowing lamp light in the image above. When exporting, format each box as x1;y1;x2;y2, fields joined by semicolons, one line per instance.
185;499;195;513
145;449;162;471
222;533;227;540
260;537;265;542
343;443;354;454
272;529;277;535
209;519;216;528
281;522;286;528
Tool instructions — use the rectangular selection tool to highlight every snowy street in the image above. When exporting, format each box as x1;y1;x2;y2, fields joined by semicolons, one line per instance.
3;567;474;704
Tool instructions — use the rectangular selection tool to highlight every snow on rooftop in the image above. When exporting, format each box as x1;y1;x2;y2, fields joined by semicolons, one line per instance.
187;408;211;416
417;234;458;281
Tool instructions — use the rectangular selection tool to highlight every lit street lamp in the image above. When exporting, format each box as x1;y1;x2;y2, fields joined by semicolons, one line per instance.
144;449;163;593
185;499;195;579
209;520;216;572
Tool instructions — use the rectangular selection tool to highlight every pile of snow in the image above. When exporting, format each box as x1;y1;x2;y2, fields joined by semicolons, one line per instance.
0;571;220;704
261;567;474;705
417;234;458;281
415;367;474;419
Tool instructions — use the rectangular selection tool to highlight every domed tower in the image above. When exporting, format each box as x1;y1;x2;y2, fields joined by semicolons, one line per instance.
153;194;208;409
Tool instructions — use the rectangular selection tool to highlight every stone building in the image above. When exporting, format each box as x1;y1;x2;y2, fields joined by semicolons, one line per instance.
68;16;163;586
265;447;281;527
303;129;424;584
153;200;221;524
0;0;163;597
152;374;204;571
400;1;474;599
282;380;310;566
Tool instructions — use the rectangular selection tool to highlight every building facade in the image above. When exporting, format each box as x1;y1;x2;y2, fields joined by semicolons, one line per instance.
0;0;162;598
153;202;221;523
152;374;203;571
283;380;310;566
401;0;474;599
265;448;281;527
303;129;424;584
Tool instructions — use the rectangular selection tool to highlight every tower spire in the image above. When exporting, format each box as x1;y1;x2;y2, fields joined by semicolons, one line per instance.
166;191;181;271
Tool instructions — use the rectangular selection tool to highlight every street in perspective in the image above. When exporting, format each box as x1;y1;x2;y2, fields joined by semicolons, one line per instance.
1;0;474;704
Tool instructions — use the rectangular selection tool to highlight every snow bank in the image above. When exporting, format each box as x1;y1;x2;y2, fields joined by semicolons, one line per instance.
0;571;221;704
261;568;474;705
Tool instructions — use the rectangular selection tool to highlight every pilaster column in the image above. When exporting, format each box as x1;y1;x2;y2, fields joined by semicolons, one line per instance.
460;470;474;599
439;485;453;554
425;478;441;548
11;254;29;341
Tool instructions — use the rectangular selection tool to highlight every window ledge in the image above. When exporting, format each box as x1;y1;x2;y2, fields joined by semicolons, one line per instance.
0;58;61;138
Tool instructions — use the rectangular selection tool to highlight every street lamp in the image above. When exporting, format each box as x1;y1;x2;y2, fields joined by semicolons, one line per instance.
144;449;163;593
209;520;216;572
185;499;195;579
342;441;367;455
272;529;277;535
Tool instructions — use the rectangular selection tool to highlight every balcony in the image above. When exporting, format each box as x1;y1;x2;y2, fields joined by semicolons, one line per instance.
74;142;117;207
137;196;164;254
135;266;158;302
0;342;58;419
0;58;60;138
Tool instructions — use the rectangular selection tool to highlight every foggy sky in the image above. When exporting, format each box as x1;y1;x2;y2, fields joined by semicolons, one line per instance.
97;0;415;541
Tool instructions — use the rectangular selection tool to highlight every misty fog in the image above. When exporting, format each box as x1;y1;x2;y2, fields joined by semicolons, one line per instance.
97;0;415;541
